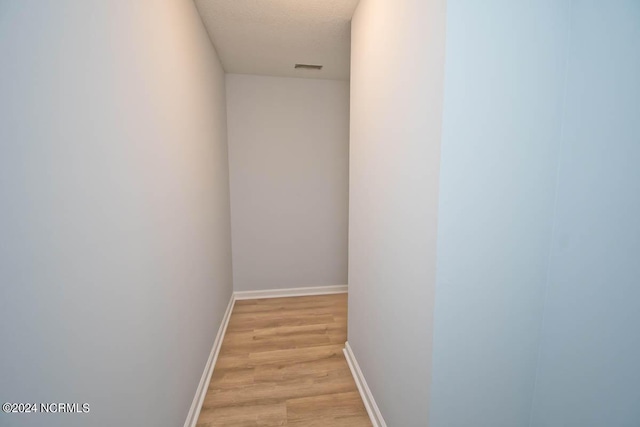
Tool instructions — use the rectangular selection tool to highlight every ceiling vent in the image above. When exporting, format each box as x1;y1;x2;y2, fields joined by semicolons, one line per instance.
294;64;323;70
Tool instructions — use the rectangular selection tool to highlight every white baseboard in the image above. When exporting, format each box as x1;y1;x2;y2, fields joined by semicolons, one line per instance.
233;285;347;300
183;293;236;427
343;341;387;427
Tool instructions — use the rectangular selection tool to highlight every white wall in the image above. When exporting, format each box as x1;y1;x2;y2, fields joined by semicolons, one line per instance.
429;2;640;426
351;1;639;426
225;74;349;292
0;1;232;426
428;1;571;426
348;0;447;424
530;2;640;426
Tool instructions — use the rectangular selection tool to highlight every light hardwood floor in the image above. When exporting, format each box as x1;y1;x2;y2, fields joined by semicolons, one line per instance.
196;293;372;427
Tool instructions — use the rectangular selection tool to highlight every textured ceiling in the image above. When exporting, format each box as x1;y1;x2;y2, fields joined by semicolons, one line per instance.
194;0;359;80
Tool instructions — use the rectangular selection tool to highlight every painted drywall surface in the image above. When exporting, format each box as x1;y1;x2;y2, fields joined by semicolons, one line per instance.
530;2;640;426
0;1;232;426
347;0;446;424
225;74;349;292
429;1;571;426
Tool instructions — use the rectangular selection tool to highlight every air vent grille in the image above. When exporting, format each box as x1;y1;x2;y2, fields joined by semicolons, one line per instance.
294;64;323;70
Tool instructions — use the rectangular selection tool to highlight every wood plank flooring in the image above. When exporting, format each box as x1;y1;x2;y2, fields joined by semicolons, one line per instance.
196;293;371;427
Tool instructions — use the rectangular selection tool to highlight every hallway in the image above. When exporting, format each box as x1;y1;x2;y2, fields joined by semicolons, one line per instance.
1;1;639;426
196;294;370;427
